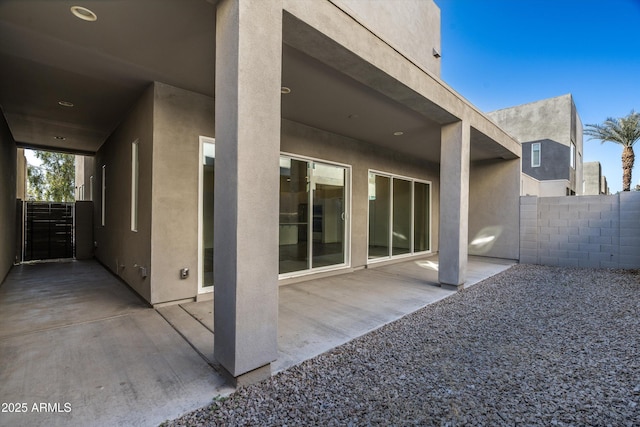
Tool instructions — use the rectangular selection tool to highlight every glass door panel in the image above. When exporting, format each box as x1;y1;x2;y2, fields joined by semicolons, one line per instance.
279;157;310;274
312;163;346;268
368;173;390;259
201;141;215;288
414;181;430;252
392;178;412;255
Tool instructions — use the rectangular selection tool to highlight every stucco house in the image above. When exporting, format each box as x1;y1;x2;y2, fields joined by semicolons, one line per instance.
487;94;584;197
583;161;609;195
0;0;521;383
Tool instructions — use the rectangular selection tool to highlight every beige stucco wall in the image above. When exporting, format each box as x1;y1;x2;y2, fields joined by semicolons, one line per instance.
468;159;520;259
94;82;215;305
150;82;214;305
281;119;440;271
539;180;571;197
0;114;17;282
521;173;540;196
95;84;154;302
330;0;441;77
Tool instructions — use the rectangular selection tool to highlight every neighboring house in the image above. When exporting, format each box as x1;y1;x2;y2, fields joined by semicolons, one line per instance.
487;94;584;196
0;0;521;383
583;161;610;195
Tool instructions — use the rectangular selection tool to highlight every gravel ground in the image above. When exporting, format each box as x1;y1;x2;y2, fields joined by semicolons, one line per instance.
164;264;640;426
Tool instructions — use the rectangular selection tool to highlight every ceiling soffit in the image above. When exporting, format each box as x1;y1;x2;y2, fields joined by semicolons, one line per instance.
0;0;215;154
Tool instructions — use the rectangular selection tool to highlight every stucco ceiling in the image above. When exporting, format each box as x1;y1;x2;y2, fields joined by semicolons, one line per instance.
0;0;509;163
0;0;216;154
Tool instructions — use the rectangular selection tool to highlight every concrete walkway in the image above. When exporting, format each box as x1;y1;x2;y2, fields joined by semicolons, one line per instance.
0;256;514;426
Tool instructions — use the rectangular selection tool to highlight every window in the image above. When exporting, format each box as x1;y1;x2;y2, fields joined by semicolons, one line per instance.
368;171;431;260
101;165;106;226
531;143;541;167
131;141;139;231
570;142;576;169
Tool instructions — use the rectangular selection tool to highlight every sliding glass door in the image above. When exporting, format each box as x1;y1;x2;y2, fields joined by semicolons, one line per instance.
279;156;349;275
368;171;431;261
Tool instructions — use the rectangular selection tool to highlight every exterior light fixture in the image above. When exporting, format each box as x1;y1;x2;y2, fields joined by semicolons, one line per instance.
281;86;291;94
432;48;441;58
70;6;97;22
58;101;74;107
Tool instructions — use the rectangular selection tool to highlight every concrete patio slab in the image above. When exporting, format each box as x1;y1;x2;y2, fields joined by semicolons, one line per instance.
0;260;146;339
0;255;514;426
0;260;231;427
157;304;215;363
181;300;214;332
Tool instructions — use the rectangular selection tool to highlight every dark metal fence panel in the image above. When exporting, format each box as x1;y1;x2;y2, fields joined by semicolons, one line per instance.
23;202;74;261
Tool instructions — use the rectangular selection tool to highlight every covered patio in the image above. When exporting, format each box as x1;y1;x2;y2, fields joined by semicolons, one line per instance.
0;255;514;426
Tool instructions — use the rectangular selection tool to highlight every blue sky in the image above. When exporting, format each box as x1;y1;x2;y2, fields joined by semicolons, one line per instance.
436;0;640;193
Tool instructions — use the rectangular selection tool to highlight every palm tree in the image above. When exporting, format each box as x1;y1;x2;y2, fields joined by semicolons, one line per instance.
584;111;640;192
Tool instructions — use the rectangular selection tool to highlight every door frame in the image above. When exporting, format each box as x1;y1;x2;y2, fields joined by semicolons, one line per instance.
198;136;215;294
278;152;352;279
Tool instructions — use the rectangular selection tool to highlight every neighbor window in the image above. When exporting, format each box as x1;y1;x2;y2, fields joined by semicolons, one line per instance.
570;142;576;169
531;143;541;167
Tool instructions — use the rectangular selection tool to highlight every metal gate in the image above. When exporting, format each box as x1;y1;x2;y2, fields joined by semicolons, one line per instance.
23;202;74;261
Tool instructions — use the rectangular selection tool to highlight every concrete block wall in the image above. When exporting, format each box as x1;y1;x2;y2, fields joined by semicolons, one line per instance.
520;193;640;269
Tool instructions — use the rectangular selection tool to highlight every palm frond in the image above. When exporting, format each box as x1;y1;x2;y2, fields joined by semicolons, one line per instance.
584;110;640;147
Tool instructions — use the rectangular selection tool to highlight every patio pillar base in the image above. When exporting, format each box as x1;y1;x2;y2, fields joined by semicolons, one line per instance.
440;282;464;292
220;363;272;388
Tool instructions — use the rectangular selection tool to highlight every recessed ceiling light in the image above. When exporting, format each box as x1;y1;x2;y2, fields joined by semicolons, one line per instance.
58;101;74;107
70;6;97;22
281;86;291;94
348;114;359;119
393;131;404;136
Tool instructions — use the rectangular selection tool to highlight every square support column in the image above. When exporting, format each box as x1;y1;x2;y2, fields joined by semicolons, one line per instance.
214;0;282;384
439;120;470;289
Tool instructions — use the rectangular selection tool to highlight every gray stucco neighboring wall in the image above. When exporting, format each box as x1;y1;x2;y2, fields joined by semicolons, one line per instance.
281;119;440;270
150;82;214;305
488;94;583;195
95;84;154;302
488;95;574;145
522;139;570;181
75;156;95;201
0;114;17;283
583;161;603;195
